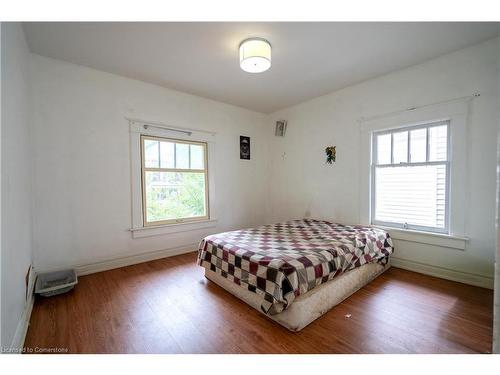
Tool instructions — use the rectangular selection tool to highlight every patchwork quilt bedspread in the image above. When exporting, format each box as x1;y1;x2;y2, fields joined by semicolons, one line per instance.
197;219;394;315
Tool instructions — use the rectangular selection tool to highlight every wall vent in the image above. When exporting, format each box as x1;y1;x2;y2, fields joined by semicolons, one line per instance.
275;120;287;137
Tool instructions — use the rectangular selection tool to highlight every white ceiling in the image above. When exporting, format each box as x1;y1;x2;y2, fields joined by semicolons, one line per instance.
23;22;500;113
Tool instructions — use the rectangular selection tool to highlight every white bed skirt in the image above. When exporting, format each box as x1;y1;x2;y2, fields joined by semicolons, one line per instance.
205;261;390;332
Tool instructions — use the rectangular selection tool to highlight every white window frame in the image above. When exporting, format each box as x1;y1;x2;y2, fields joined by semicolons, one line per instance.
371;120;451;234
129;119;217;238
358;99;469;247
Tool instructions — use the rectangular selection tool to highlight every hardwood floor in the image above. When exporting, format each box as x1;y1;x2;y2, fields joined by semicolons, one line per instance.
24;252;493;354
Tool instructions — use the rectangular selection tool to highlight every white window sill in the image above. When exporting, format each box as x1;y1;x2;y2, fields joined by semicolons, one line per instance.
373;226;468;250
130;218;218;239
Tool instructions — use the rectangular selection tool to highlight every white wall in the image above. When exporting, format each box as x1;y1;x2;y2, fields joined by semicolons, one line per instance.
493;36;500;354
0;21;3;348
1;23;33;348
268;38;499;284
30;54;270;272
20;31;500;292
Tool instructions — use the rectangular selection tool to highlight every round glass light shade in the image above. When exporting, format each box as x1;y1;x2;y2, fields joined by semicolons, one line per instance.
239;38;271;73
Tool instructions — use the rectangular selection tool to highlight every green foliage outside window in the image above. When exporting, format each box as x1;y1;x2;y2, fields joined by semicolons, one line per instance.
145;172;206;222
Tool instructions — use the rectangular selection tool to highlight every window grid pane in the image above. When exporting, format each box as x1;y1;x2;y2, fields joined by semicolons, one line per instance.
410;128;427;163
175;143;190;169
160;141;175;168
190;144;205;169
377;134;391;165
429;125;448;161
392;131;408;164
144;140;160;168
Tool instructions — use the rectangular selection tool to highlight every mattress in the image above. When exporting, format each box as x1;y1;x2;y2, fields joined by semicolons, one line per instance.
197;219;394;315
205;261;390;332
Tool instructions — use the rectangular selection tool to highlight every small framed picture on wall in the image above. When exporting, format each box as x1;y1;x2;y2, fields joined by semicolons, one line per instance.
240;136;250;160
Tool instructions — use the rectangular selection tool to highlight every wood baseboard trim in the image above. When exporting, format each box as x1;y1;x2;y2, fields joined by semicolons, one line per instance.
391;257;494;289
9;285;35;352
74;250;493;289
75;243;198;276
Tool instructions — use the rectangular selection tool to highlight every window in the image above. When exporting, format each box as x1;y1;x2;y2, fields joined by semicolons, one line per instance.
371;121;449;233
141;135;209;226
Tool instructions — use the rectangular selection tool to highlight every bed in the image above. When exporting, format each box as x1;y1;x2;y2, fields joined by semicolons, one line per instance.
197;219;394;331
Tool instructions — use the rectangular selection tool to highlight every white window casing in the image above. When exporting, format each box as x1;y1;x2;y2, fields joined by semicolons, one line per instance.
359;99;471;248
129;119;217;238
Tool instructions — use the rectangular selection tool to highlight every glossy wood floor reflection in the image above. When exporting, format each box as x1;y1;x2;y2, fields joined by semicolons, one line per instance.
24;252;493;354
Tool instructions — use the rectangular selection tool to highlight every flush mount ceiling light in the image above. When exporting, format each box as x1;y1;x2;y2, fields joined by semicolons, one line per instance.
239;38;271;73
